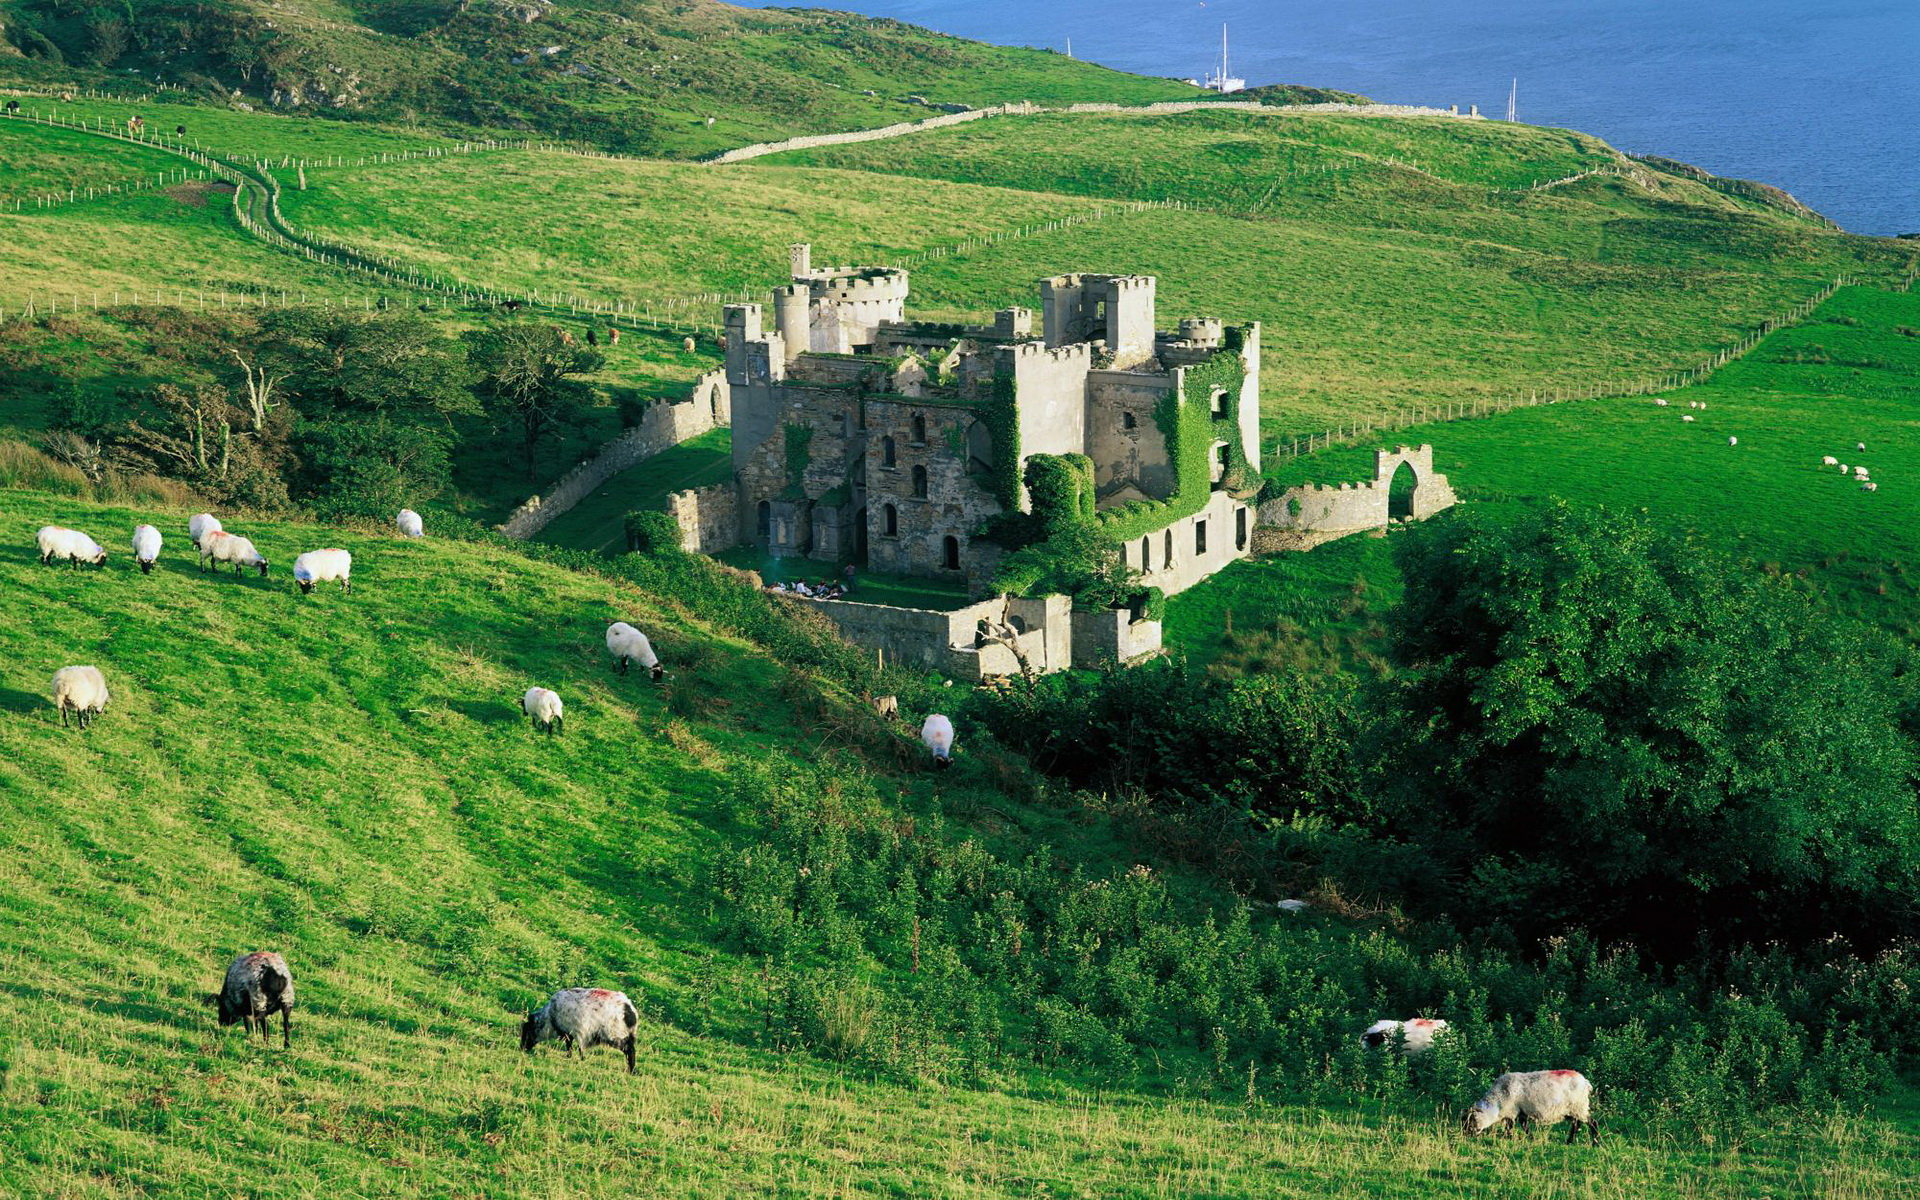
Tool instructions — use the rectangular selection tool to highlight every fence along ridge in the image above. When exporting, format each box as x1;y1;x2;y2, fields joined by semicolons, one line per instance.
1273;275;1863;462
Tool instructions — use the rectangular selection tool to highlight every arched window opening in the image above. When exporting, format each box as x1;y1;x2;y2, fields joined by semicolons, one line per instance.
966;421;995;471
1235;507;1248;551
942;536;961;571
882;436;896;469
883;504;898;536
1141;536;1152;571
1388;460;1419;521
757;500;771;539
912;465;929;499
1163;529;1174;566
911;414;927;445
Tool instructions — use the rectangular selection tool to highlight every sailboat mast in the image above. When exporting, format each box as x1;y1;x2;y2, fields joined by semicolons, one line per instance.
1507;78;1517;122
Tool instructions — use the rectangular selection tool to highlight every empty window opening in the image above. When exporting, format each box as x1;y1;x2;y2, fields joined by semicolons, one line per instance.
912;465;929;499
1235;507;1248;551
942;536;961;571
1122;410;1138;431
911;414;927;444
756;500;770;540
882;436;896;468
1141;535;1152;571
883;504;898;536
1195;520;1208;555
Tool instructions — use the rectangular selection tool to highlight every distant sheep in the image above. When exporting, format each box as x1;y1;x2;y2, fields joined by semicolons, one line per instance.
1653;398;1668;407
1362;1017;1450;1054
1855;466;1870;478
1687;400;1698;409
873;694;899;720
1840;464;1850;474
1823;456;1839;466
922;713;955;768
50;665;109;730
1728;436;1738;447
188;512;222;550
199;530;268;576
1681;415;1695;423
1274;899;1311;913
605;622;663;680
682;336;696;353
1863;481;1879;492
1464;1070;1599;1145
395;509;425;539
521;987;638;1073
1858;442;1867;452
37;525;107;568
521;687;564;735
293;549;352;595
214;951;295;1048
131;524;162;574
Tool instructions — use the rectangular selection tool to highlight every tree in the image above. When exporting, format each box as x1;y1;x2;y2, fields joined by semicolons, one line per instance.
294;416;453;518
254;310;476;423
84;10;129;66
465;324;603;477
1382;504;1920;950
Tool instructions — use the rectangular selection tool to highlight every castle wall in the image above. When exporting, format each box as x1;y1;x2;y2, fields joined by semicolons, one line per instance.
1253;444;1457;551
1070;608;1164;670
1120;489;1256;595
666;481;739;554
862;398;1001;578
1086;370;1176;500
1003;341;1092;462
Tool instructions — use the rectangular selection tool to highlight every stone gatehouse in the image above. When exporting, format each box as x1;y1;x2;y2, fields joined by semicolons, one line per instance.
722;244;1263;596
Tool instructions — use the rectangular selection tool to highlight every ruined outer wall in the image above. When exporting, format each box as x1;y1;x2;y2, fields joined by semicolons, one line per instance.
1070;608;1164;670
1119;489;1256;595
1253;444;1456;552
667;482;739;554
863;398;1002;578
499;371;730;540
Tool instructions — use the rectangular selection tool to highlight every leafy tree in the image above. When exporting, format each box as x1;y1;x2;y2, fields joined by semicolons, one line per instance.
293;416;453;519
83;10;128;66
254;310;477;424
465;324;603;477
991;521;1139;610
1382;504;1920;950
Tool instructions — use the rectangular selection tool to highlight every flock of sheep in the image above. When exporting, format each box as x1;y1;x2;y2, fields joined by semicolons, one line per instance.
33;505;1596;1144
1655;397;1882;494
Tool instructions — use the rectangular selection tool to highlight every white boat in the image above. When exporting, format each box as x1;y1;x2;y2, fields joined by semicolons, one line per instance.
1204;24;1246;94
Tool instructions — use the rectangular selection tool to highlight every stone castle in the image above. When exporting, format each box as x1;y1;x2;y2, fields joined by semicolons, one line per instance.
723;244;1264;596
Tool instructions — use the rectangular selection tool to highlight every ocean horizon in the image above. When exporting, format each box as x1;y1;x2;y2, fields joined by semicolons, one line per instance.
740;0;1918;237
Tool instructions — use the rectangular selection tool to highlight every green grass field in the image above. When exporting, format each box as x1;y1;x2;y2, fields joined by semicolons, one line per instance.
2;483;1914;1196
537;427;734;555
1167;284;1920;666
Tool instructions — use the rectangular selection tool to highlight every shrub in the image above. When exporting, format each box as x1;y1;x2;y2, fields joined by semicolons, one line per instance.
623;509;684;555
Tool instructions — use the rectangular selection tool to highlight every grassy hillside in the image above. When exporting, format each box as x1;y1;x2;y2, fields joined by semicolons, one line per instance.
3;484;1917;1196
0;0;1203;157
1169;284;1920;667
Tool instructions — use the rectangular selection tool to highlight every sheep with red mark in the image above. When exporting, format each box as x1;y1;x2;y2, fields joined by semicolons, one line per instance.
213;951;295;1048
1463;1069;1599;1145
199;530;268;576
37;526;107;567
1361;1017;1450;1054
520;987;638;1072
922;713;955;768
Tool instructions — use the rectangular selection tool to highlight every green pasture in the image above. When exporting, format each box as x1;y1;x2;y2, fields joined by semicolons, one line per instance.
535;427;734;555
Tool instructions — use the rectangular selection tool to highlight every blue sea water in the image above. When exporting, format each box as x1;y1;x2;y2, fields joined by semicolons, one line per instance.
740;0;1918;236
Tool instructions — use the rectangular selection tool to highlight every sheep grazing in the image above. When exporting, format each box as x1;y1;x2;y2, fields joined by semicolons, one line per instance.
1653;398;1668;407
1728;436;1738;447
1858;442;1867;452
293;549;353;595
50;665;109;730
395;509;425;539
214;951;295;1048
605;622;663;681
37;525;107;568
199;530;269;576
1863;481;1879;493
1839;464;1850;474
873;694;899;720
1463;1070;1600;1145
1855;467;1870;479
1681;415;1695;423
682;336;697;353
521;687;564;735
520;987;639;1073
1361;1017;1450;1054
131;524;162;574
1823;455;1839;466
922;714;955;768
188;512;223;550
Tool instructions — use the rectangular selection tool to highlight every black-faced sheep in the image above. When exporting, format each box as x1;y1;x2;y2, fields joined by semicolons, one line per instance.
606;622;663;680
37;526;107;567
293;549;352;595
214;951;295;1048
520;987;638;1073
1463;1069;1599;1145
922;714;955;768
131;524;162;574
51;665;109;730
521;687;564;735
199;530;268;576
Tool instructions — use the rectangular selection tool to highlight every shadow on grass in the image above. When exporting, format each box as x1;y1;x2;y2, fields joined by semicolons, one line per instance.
0;686;46;714
445;699;523;726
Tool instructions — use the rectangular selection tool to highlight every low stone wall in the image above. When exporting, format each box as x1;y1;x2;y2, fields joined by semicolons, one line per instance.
666;481;739;554
789;591;1153;680
706;104;1029;165
498;370;730;540
1255;443;1457;550
1070;608;1164;669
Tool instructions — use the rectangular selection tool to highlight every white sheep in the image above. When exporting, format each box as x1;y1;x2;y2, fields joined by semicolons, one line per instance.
213;951;295;1048
1273;899;1311;913
1863;481;1879;492
395;509;425;539
1653;398;1667;407
50;665;109;730
605;622;663;680
1823;456;1838;466
199;530;269;576
521;686;564;735
1855;466;1870;479
1463;1070;1599;1145
1839;464;1850;474
922;713;955;768
1858;442;1867;452
1698;402;1707;410
873;694;899;720
1361;1017;1450;1054
188;512;222;550
293;549;353;595
520;987;638;1073
37;525;107;568
131;524;162;574
1687;400;1698;409
682;336;696;353
1681;415;1695;423
1728;436;1738;447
